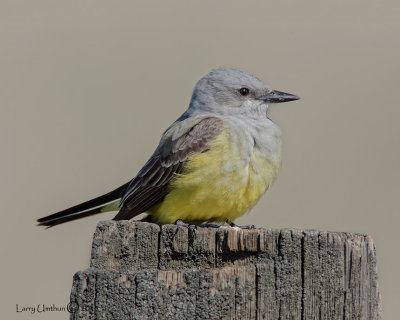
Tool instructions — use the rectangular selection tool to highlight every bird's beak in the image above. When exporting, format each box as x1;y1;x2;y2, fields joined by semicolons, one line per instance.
260;90;300;103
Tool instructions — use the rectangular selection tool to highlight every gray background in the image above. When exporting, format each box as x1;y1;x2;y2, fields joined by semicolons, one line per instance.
1;1;399;319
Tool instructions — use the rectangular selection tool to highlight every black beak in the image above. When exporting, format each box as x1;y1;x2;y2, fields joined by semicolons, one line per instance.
260;90;300;103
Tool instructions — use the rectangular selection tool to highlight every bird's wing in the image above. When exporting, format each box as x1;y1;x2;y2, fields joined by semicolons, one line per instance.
113;116;224;220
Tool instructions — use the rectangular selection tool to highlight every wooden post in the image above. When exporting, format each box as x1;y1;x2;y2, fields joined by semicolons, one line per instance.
70;221;382;319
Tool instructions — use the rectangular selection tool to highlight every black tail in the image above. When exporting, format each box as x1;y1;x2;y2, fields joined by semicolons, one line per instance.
37;182;130;228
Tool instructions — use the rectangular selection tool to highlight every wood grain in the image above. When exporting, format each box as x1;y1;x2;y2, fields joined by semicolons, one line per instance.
70;221;382;319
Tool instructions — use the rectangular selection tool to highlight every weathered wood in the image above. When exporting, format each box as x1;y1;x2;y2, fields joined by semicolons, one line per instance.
70;221;382;319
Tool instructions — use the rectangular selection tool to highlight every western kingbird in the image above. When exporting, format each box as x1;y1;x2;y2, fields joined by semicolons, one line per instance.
38;68;299;227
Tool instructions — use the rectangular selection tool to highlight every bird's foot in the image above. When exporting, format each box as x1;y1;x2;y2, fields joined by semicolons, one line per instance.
175;219;189;228
197;222;222;228
175;220;222;229
174;219;256;230
175;219;197;233
218;221;256;230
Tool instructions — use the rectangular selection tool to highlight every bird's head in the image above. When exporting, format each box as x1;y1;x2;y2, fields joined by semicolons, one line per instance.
188;68;299;117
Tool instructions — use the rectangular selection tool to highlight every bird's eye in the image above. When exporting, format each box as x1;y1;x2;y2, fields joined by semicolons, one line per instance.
239;87;250;96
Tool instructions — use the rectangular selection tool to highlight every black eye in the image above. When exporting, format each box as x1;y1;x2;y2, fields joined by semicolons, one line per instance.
239;87;250;96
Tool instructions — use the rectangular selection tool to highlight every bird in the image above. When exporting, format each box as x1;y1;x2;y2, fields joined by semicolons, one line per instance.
37;68;299;227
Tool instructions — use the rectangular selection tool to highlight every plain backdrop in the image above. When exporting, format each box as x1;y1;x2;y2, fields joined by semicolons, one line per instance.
1;1;399;319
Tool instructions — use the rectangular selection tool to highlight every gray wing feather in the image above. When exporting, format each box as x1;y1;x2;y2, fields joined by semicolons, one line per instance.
113;117;223;221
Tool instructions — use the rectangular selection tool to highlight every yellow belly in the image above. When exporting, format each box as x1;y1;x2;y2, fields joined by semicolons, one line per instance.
148;130;281;224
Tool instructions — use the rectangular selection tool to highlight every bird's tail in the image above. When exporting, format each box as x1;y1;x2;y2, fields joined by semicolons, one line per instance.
37;182;130;228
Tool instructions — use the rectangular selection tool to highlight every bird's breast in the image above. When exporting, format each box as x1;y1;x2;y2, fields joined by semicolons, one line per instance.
149;121;282;224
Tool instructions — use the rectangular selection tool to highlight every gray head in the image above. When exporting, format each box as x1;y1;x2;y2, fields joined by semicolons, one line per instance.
188;68;299;116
